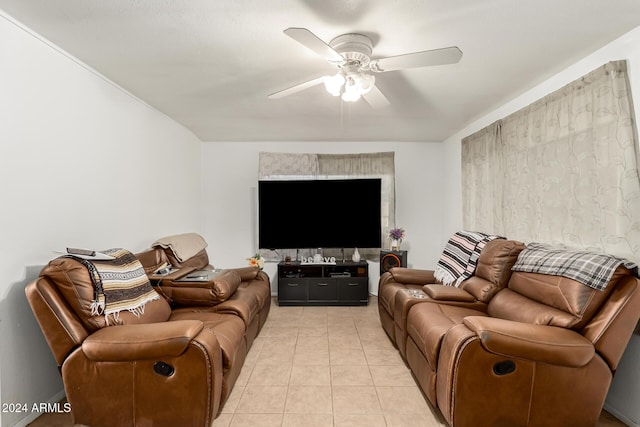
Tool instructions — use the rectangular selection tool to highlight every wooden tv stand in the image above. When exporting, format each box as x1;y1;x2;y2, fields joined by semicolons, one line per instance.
277;261;369;306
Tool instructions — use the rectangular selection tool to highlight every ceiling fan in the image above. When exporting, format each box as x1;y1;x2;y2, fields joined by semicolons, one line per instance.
268;27;463;108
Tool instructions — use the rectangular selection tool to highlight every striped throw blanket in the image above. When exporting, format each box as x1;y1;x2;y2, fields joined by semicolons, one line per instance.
435;231;504;287
511;243;638;291
66;248;159;323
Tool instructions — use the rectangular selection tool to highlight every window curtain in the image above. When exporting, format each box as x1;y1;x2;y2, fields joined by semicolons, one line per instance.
258;152;395;260
258;152;319;179
461;122;503;233
462;60;640;262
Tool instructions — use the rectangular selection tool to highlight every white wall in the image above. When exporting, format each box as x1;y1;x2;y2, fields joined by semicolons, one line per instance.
201;141;446;294
0;14;203;427
440;25;640;427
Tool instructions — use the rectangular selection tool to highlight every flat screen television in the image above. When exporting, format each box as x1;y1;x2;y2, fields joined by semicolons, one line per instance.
258;178;382;249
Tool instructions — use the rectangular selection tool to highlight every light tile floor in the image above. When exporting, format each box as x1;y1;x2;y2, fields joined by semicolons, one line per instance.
213;298;443;427
29;297;627;427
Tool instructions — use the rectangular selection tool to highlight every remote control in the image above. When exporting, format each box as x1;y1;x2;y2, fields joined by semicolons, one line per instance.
66;248;96;257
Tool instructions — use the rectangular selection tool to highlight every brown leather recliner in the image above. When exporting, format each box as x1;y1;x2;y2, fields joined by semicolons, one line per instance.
403;259;640;426
378;238;525;355
137;243;271;400
25;251;270;427
137;246;271;349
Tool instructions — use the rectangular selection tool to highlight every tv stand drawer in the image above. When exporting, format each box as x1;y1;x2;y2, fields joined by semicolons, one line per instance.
337;278;368;303
308;278;338;301
278;278;307;302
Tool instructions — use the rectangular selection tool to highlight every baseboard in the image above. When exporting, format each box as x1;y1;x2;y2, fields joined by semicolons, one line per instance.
604;402;639;427
10;389;66;427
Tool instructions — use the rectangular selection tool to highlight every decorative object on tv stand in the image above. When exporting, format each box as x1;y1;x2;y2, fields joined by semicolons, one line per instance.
301;255;337;264
352;247;361;262
247;253;264;270
389;227;405;251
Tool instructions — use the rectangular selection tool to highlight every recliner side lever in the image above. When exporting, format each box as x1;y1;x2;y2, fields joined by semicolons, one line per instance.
493;360;516;376
153;361;175;377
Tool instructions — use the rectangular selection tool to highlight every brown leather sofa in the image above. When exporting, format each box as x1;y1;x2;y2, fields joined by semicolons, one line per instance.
25;247;270;427
379;244;640;427
378;238;525;356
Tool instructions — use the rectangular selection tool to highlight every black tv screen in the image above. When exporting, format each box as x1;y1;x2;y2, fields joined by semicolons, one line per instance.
258;179;382;249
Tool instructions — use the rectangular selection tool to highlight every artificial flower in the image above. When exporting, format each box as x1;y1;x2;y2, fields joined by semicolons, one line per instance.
247;253;265;269
389;227;405;240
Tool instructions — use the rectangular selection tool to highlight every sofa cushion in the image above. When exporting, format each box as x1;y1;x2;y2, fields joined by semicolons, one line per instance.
214;289;260;328
487;288;578;327
488;267;630;329
461;239;525;303
165;248;211;270
407;303;487;371
165;308;247;405
135;247;169;275
168;310;246;383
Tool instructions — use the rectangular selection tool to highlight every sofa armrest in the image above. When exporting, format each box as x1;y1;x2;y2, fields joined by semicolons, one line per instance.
159;269;243;306
82;320;204;361
225;266;262;282
389;268;437;285
423;284;476;302
463;316;594;367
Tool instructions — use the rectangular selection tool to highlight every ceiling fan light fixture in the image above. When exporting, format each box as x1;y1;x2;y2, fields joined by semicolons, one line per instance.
323;73;345;96
324;71;375;102
341;77;362;102
357;73;375;94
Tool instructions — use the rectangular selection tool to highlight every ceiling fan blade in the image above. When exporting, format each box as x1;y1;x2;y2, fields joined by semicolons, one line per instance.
370;46;463;72
362;84;390;109
268;76;326;99
284;27;344;63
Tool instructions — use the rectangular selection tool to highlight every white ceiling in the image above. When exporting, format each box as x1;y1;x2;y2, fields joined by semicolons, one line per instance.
3;0;640;142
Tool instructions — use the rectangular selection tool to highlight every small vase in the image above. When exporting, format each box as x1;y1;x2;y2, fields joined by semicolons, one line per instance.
391;239;401;251
352;247;361;262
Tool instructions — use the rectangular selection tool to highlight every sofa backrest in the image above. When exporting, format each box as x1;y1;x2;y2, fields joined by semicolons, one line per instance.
487;266;633;330
136;244;212;272
135;246;169;275
582;274;640;369
26;277;89;367
165;248;211;270
460;239;525;303
40;257;172;332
